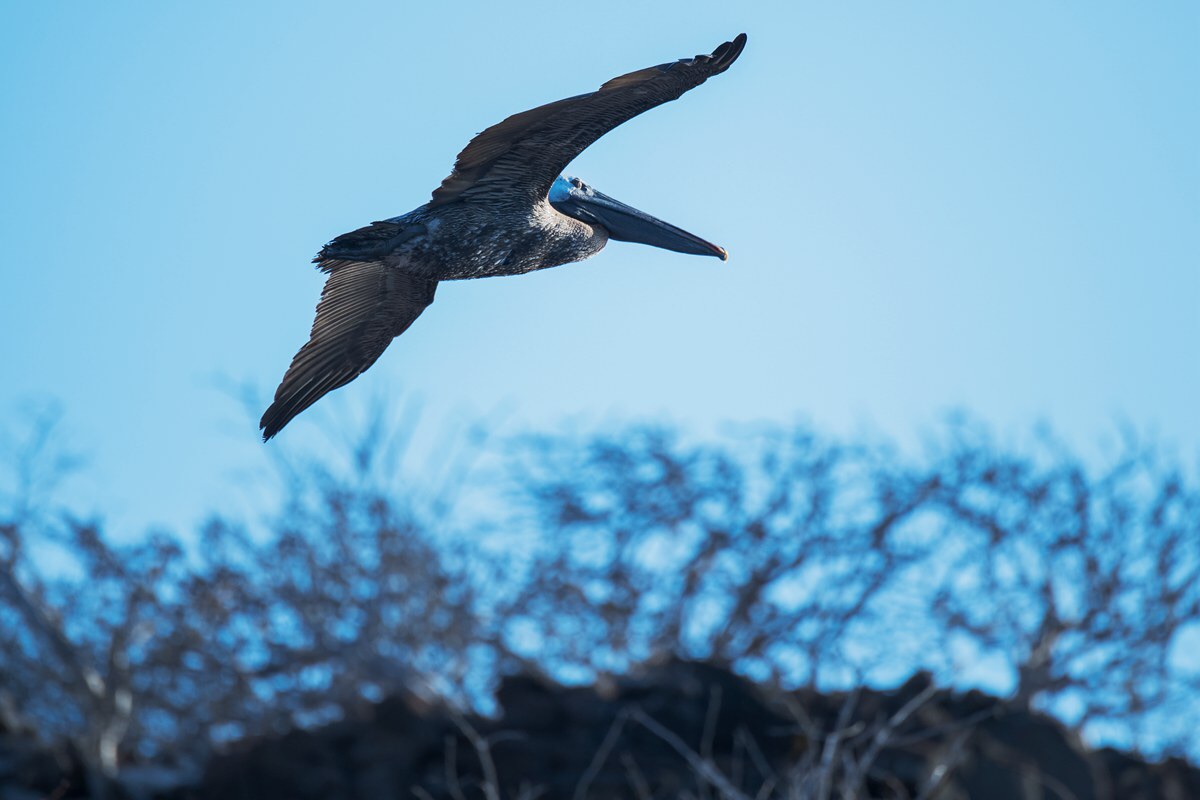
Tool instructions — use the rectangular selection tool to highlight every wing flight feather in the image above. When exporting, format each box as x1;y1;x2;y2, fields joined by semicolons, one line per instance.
430;33;747;207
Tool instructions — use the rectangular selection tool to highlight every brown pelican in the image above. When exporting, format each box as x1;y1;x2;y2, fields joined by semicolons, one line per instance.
261;33;747;440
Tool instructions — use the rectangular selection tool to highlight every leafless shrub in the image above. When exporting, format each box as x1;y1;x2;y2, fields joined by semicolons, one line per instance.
921;420;1200;753
501;426;937;686
504;420;1200;756
0;405;488;776
1;403;1197;789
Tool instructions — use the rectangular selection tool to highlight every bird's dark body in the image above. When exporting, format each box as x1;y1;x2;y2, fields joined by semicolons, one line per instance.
260;34;746;440
320;199;606;281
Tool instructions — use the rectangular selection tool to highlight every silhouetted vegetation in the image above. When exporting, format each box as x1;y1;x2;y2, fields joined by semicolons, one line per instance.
1;407;1197;797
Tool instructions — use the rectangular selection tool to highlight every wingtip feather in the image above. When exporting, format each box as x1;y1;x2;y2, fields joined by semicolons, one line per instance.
714;33;748;70
259;404;285;442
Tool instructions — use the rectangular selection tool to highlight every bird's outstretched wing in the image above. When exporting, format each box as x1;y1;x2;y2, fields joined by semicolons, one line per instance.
260;260;437;440
430;33;747;208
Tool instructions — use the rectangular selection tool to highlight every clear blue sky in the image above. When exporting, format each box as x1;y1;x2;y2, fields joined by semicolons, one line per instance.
2;2;1197;534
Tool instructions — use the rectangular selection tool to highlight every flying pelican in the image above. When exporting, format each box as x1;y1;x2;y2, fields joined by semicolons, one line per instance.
261;33;747;440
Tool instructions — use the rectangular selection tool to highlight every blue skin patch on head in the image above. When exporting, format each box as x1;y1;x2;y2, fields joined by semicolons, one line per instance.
549;175;574;204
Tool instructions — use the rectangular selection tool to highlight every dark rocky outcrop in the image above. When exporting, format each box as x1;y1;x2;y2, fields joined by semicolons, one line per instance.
2;662;1196;799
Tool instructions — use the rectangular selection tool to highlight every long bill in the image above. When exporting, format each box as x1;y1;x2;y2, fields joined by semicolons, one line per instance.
552;188;728;260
